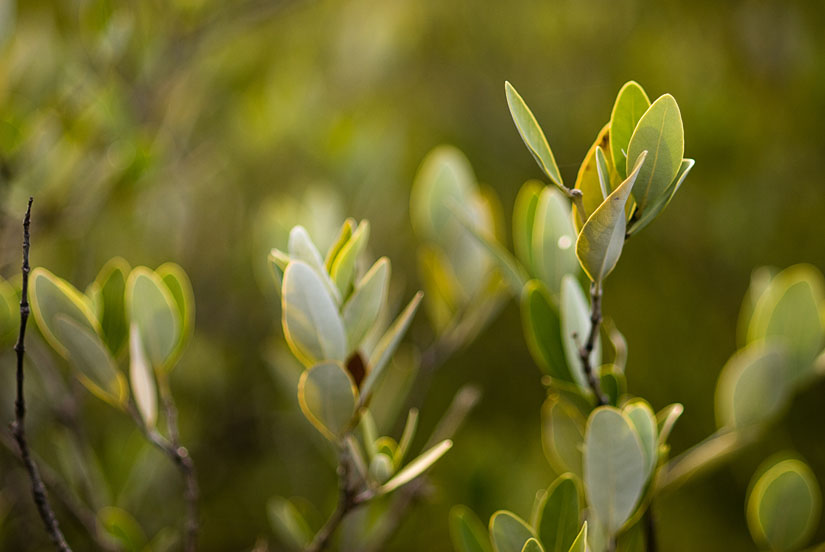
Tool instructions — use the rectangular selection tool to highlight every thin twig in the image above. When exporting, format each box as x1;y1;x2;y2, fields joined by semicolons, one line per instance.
578;282;607;406
128;402;199;552
9;198;72;551
158;375;199;552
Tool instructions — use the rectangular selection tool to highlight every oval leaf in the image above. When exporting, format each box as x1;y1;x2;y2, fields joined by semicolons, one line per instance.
584;407;647;535
533;188;579;296
297;361;358;441
534;474;582;552
541;395;585;479
126;267;181;370
626;94;684;214
609;81;651;179
282;261;347;367
489;510;536;552
513;181;544;271
342;257;390;352
623;400;658;477
575;151;646;283
715;342;790;429
748;458;822;552
505;81;564;190
521;280;569;381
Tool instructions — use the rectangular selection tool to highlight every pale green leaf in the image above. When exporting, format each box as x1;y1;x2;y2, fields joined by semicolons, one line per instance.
609;81;651;179
126;267;181;370
505;81;564;190
282;261;347;367
513;181;544;272
575;152;646;283
393;408;419;467
521;280;569;381
748;459;822;552
748;264;825;383
541;395;585;479
379;439;452;494
362;291;423;399
129;323;157;428
655;403;684;446
534;474;581;552
584;407;647;535
342;257;390;352
88;257;130;357
30;267;100;358
623;400;658;477
156;262;195;367
627;94;684;214
53;314;126;406
715;342;790;429
330;221;370;300
297;361;358;441
533;187;579;296
289;225;342;304
594;146;611;200
325;218;356;271
489;510;536;552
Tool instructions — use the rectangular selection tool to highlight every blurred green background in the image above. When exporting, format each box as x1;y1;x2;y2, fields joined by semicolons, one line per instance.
1;0;825;550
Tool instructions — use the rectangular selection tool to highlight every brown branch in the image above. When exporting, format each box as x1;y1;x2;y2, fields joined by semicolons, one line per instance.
9;198;72;551
578;282;607;406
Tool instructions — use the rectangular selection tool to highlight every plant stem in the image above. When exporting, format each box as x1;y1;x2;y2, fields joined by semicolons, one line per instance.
305;445;371;552
129;403;199;552
645;502;658;552
9;198;72;552
579;282;607;406
158;375;199;552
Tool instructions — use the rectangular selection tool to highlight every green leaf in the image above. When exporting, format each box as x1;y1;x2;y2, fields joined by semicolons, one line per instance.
715;342;790;429
129;323;157;427
369;452;395;484
594;146;611;200
655;403;684;446
362;291;423;400
748;264;825;383
737;266;776;349
489;510;536;552
534;474;582;552
521;538;544;552
541;395;585;479
627;94;684;214
748;459;822;552
325;218;356;271
609;81;651;179
584;407;647;535
330;221;370;300
267;496;312;550
598;364;625;407
533;188;579;296
450;506;493;552
342;257;390;352
282;261;347;367
513;181;544;271
560;276;600;391
30;267;100;358
297;361;358;441
567;522;587;552
126;267;181;370
53;314;127;406
623;400;658;477
572;124;612;232
626;158;694;236
521;280;569;381
155;262;195;367
575;152;647;283
289;225;342;304
379;439;452;494
88;257;130;357
393;408;419;467
505;81;564;191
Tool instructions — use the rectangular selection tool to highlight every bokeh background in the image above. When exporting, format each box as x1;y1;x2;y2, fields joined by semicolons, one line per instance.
1;0;825;550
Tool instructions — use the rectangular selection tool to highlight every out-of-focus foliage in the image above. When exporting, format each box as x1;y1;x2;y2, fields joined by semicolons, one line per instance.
2;0;825;550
